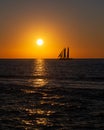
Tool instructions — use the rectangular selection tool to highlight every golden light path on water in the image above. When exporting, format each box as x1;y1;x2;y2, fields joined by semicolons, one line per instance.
32;59;48;88
21;59;62;128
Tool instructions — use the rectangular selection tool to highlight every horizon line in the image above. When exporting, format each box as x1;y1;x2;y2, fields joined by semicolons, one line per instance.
0;58;104;60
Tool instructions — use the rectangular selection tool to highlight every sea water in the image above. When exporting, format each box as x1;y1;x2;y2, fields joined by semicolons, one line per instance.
0;59;104;130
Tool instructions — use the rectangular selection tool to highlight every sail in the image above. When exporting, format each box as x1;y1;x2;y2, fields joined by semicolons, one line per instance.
58;47;70;59
58;49;63;58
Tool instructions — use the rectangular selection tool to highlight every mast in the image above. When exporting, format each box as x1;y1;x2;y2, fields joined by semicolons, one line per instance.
64;48;66;58
67;47;69;58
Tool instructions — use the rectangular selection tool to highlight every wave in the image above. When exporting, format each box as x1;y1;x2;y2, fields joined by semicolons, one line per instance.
0;75;104;82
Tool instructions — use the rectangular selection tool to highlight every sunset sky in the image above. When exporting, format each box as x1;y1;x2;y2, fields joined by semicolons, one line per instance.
0;0;104;58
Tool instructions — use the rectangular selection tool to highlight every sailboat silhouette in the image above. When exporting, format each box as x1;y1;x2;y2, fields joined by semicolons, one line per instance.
58;47;70;59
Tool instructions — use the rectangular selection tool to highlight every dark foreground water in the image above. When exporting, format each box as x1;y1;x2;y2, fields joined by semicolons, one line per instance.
0;59;104;130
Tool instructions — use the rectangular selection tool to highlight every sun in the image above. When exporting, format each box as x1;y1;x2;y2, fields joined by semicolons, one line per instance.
36;39;44;46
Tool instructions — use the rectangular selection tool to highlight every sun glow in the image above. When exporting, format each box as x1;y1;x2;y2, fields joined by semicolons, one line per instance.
36;39;44;46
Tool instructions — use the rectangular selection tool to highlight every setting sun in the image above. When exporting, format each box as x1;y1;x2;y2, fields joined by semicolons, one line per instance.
36;39;44;46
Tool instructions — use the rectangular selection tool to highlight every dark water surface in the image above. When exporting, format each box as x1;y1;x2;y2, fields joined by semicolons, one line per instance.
0;59;104;130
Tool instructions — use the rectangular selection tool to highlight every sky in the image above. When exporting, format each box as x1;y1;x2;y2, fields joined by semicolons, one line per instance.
0;0;104;58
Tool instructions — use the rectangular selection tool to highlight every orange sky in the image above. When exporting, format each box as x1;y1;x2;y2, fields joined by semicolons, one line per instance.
0;0;104;58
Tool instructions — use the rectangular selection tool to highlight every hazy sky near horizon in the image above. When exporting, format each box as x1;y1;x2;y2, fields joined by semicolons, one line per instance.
0;0;104;58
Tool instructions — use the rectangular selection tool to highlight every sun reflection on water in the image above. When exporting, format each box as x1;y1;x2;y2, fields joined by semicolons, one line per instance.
22;108;54;127
32;78;48;87
29;59;48;87
36;118;48;125
20;59;65;128
33;59;47;87
21;60;54;128
34;59;45;76
25;108;55;116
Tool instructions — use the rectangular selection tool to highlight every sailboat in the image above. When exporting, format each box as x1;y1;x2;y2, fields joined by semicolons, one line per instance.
58;47;70;59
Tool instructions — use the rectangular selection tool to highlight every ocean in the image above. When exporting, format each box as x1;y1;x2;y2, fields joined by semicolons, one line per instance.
0;59;104;130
